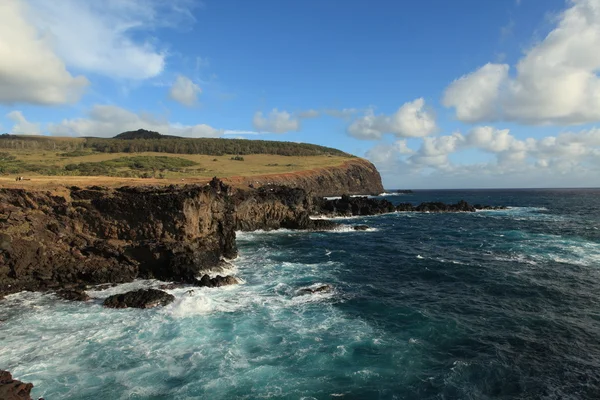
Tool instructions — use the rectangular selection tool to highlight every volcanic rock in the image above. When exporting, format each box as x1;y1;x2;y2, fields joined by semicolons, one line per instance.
103;289;175;309
0;370;33;400
56;289;90;302
196;274;240;288
297;284;333;295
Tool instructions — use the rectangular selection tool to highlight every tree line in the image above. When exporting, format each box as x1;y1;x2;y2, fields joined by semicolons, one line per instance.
0;134;351;157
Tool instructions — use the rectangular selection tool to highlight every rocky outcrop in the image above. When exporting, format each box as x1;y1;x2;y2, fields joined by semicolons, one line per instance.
103;289;175;309
224;158;384;197
56;289;90;301
0;370;34;400
0;179;237;296
233;185;339;231
316;194;396;216
196;274;240;288
297;284;333;295
316;196;505;217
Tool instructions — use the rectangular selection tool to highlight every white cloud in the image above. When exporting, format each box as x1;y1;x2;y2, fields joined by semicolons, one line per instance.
365;140;414;166
7;111;42;135
409;133;463;167
442;64;508;123
444;0;600;125
47;105;223;138
367;124;600;188
298;109;320;119
0;0;88;105
169;75;201;106
253;109;300;133
324;108;360;119
24;0;194;80
348;98;436;140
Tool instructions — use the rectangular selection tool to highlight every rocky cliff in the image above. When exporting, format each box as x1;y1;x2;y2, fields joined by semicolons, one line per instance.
233;185;337;231
0;179;237;296
0;157;384;297
223;158;384;197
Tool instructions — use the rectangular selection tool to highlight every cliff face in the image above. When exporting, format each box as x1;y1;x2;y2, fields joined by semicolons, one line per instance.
233;186;336;231
0;180;237;296
224;158;384;197
0;159;384;296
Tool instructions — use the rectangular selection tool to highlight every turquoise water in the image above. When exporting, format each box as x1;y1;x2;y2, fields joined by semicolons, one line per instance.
2;189;600;399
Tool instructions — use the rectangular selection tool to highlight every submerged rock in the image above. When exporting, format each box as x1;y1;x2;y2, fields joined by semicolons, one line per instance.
297;284;333;295
0;370;33;400
353;225;370;231
196;274;240;288
56;289;90;302
103;289;175;309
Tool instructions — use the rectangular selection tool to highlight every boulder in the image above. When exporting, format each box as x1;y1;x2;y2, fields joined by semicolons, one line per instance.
0;370;33;400
196;274;240;288
56;289;90;302
353;225;370;231
297;284;333;295
103;289;175;309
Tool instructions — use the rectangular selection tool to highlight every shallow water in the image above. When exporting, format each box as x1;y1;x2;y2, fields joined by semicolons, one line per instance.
2;189;600;399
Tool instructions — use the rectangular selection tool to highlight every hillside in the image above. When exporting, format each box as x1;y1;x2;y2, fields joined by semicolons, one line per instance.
0;134;383;196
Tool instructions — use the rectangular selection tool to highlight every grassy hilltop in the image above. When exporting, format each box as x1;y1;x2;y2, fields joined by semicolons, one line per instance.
0;130;354;188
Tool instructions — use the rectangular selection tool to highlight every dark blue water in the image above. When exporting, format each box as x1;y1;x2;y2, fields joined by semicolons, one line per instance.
2;189;600;399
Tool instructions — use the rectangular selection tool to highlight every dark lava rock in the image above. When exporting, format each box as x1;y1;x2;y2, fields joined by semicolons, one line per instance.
0;370;33;400
103;289;175;309
316;194;396;217
56;289;90;302
353;225;370;231
297;284;333;295
158;283;185;290
196;274;240;288
414;200;476;212
473;204;508;210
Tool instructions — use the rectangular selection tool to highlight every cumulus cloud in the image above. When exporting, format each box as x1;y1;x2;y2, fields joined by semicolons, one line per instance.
442;64;508;123
24;0;194;80
365;140;414;166
47;105;223;138
169;75;201;106
323;108;360;119
348;98;436;140
443;0;600;125
367;125;600;187
298;109;320;119
253;109;300;133
0;0;88;105
7;111;42;135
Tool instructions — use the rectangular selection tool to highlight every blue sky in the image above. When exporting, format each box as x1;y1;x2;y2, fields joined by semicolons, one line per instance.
2;0;600;188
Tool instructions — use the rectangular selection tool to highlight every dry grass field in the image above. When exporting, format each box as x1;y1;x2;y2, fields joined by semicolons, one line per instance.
0;148;350;190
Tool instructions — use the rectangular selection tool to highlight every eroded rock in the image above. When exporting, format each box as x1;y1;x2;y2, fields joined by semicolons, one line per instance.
56;289;90;302
0;370;33;400
103;289;175;309
196;274;240;288
297;284;333;295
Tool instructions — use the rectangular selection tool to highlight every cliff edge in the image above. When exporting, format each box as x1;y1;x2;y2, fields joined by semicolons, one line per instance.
223;158;383;197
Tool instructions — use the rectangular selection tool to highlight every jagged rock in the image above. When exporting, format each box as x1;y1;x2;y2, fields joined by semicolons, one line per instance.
353;225;370;231
158;283;184;290
473;204;507;210
297;284;333;295
196;274;240;288
414;200;476;212
103;289;175;309
0;370;33;400
315;197;502;217
315;194;396;217
0;181;237;297
56;289;90;301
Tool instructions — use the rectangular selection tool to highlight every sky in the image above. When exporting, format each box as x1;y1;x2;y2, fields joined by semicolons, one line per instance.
2;0;600;189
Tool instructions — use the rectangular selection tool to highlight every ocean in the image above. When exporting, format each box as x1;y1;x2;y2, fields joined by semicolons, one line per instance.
2;189;600;399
